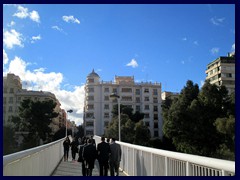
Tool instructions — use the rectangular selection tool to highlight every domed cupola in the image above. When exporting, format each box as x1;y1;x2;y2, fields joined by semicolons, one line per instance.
86;69;100;84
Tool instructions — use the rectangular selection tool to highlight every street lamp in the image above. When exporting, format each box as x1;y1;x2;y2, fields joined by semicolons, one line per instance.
66;109;73;137
110;93;121;141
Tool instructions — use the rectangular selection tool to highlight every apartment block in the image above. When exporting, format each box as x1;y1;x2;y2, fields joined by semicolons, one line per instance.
205;52;235;94
83;70;163;139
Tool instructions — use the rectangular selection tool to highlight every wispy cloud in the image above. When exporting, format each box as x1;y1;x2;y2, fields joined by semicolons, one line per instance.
31;34;41;43
232;43;235;52
210;17;225;26
210;47;220;55
4;56;85;125
182;37;187;41
193;41;199;45
13;5;40;23
3;29;24;49
126;59;139;68
181;60;185;65
52;25;67;34
7;21;15;27
3;49;9;65
62;15;80;24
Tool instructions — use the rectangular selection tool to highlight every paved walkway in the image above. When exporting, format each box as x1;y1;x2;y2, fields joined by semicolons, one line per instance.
52;155;126;176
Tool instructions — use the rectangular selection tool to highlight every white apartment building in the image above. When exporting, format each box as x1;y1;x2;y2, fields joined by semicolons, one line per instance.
84;70;163;139
205;52;235;94
3;73;63;134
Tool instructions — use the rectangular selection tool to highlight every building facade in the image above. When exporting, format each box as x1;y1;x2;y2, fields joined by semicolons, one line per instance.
83;70;163;139
161;91;179;101
205;52;235;94
3;73;64;134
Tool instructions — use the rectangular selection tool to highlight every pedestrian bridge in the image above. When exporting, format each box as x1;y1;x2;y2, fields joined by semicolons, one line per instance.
3;136;235;176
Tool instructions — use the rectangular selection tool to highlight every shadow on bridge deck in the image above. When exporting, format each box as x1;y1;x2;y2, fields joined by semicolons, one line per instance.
52;156;126;176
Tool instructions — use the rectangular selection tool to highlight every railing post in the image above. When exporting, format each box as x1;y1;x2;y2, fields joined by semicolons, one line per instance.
151;153;153;176
165;157;168;176
186;161;191;176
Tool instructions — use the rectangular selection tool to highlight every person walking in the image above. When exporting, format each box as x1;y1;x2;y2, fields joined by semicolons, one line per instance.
97;136;111;176
109;138;122;176
82;139;97;176
70;137;78;161
63;136;71;161
78;138;88;176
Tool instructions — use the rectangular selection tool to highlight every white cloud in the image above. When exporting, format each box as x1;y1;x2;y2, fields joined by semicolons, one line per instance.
4;56;85;125
31;34;41;43
29;10;40;23
193;41;199;45
13;5;28;19
62;15;80;24
210;17;225;26
232;43;235;52
52;26;67;34
126;59;138;68
3;29;24;49
3;49;9;65
210;47;219;55
7;21;15;27
182;37;187;41
13;5;40;23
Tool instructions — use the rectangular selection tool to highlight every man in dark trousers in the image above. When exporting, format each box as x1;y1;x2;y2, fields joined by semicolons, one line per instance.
82;139;97;176
109;138;122;176
97;136;111;176
78;138;87;176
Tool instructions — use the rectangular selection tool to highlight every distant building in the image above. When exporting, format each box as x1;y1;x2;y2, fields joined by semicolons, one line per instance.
3;73;64;137
83;69;163;139
205;52;235;94
161;91;179;101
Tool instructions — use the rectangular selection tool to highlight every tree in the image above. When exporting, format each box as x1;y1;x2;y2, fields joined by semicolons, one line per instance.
134;120;151;146
3;125;18;155
11;99;58;149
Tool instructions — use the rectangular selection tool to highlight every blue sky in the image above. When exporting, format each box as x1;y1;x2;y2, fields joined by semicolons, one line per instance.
3;4;235;125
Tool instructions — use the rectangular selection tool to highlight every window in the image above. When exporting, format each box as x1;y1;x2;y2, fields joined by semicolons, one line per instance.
154;106;158;112
144;97;149;101
145;105;149;110
104;121;109;127
10;88;14;93
88;87;94;92
136;97;140;103
144;88;149;93
88;78;94;83
9;97;13;104
136;89;140;95
104;87;109;93
104;104;109;110
86;112;94;118
122;96;132;101
136;105;140;112
8;106;13;112
154;114;158;120
88;96;94;101
87;104;94;110
153;89;158;95
112;88;117;93
145;121;150;127
154;131;158;137
86;130;94;136
86;121;94;126
144;113;150;118
104;96;109;101
153;97;158;103
104;113;109;118
154;122;158;128
122;88;132;93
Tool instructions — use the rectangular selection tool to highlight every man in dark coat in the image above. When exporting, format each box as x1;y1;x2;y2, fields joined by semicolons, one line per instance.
63;137;70;161
109;138;122;176
82;139;97;176
78;138;87;176
97;136;111;176
70;137;78;161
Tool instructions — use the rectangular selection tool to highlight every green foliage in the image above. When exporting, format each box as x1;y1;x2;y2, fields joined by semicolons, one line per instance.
162;80;235;160
3;125;18;155
11;99;58;149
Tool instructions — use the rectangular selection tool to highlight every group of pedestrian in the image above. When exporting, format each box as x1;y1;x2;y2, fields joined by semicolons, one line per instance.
63;135;122;176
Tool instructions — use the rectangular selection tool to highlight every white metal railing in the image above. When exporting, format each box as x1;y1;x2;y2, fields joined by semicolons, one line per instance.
94;136;235;176
3;137;65;176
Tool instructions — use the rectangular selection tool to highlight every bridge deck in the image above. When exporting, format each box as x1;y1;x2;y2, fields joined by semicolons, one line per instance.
52;155;126;176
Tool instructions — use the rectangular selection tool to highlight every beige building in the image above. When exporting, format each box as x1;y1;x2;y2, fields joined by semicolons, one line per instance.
84;70;163;139
161;91;179;101
3;73;64;134
205;52;235;94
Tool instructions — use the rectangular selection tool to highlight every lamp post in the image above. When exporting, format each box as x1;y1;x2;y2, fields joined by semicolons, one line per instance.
110;93;121;141
66;109;73;137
